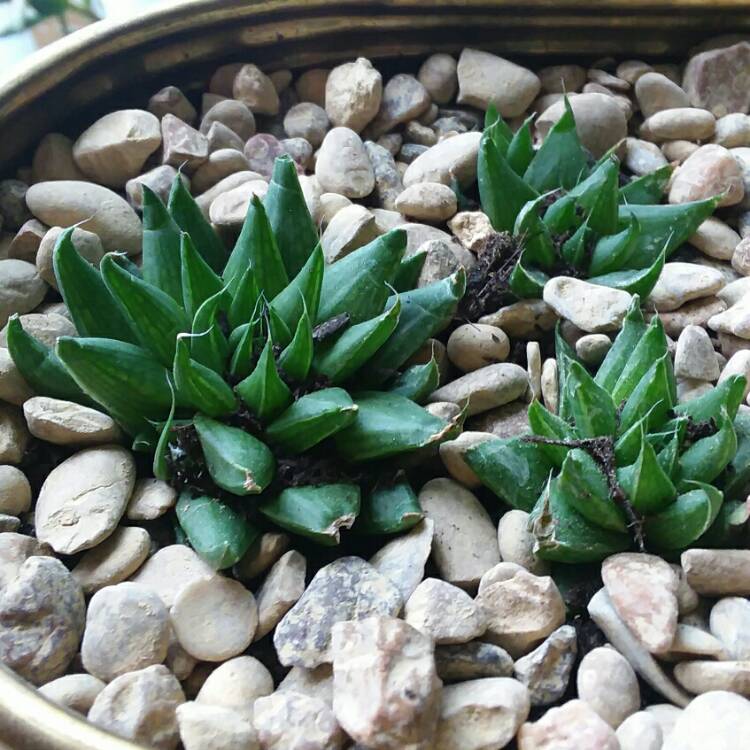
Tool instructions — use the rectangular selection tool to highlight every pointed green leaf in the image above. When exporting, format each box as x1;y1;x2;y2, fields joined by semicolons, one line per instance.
235;336;293;422
191;289;230;373
224;195;288;298
101;254;189;367
228;267;261;330
557;448;628;532
556;323;581;422
585;155;619;235
267;304;292;347
312;297;401;384
588;216;639;277
530;475;630;563
393;251;426;293
618;197;719;268
645;481;723;550
260;484;360;546
176;491;258;569
485;103;514;141
264;154;319;277
696;498;750;548
595;296;647;392
317;229;406;324
363;269;465;385
507;115;535;175
619;164;673;205
141;185;182;303
674;374;746;423
514;197;556;270
542;192;579;234
590;249;665;298
168;175;227;272
614;412;652;465
173;336;237;417
657;433;680;478
270;244;324;330
388;358;440;404
180;232;223;321
56;337;174;436
265;387;358;453
527;399;576;467
508;258;547;299
53;228;138;343
679;408;737;484
194;415;275;495
333;391;452;461
611;316;669;405
478;133;538;232
524;98;589;191
355;479;423;534
465;436;555;512
561;219;591;270
278;306;314;382
722;406;750;501
619;355;674;434
567;361;617;437
617;435;676;514
6;316;92;404
229;317;259;380
152;382;176;482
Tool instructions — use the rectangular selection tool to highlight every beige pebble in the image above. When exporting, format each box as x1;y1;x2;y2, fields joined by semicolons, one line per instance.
232;64;279;115
23;396;122;446
0;465;31;516
439;430;496;489
640;107;716;142
196;656;273;718
395;182;457;222
669;144;744;207
254;550;306;640
325;57;382;133
39;673;106;715
36;225;104;290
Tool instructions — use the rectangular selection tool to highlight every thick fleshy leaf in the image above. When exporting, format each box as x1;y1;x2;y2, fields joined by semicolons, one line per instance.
235;336;292;422
617;435;676;514
507;115;535;175
614;411;653;465
594;296;647;392
53;228;137;343
679;408;737;484
152;382;176;482
527;399;575;467
228;267;261;330
588;217;639;277
363;269;465;385
530;476;630;563
618;197;719;268
618;355;674;434
278;306;314;382
312;298;401;384
611;315;669;405
267;304;292;347
619;164;672;205
56;337;174;436
524;98;589;191
190;290;230;374
393;251;426;293
465;436;555;512
696;498;750;548
557;449;628;532
387;358;440;404
180;232;223;321
355;479;423;534
334;391;453;461
173;336;237;417
168;176;227;272
270;244;324;331
542;192;579;234
194;415;275;495
478;133;538;232
260;483;360;545
317;229;406;324
589;248;665;298
485;103;514;141
265;387;358;452
561;219;591;270
555;324;581;422
141;185;182;303
645;481;723;550
513;197;556;270
224;195;288;299
566;361;617;437
176;492;258;569
584;155;620;235
723;407;750;501
657;433;681;478
674;374;746;423
229;318;259;380
6;316;92;404
101;254;189;367
264;154;319;277
508;258;547;299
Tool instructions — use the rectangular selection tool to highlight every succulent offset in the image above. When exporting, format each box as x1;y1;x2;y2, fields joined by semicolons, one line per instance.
465;100;719;318
466;299;750;563
7;155;465;569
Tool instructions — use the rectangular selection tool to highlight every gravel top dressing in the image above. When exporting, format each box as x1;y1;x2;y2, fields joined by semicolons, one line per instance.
2;37;750;750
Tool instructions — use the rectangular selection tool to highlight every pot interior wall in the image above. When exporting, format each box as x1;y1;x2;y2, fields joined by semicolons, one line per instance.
2;0;750;171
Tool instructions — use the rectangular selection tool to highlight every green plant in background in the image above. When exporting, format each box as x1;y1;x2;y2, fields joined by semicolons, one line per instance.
8;155;465;569
466;299;750;562
464;100;719;319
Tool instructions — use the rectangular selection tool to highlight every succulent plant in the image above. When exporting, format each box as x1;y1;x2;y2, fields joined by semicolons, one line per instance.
465;300;750;562
8;155;465;568
463;101;718;319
